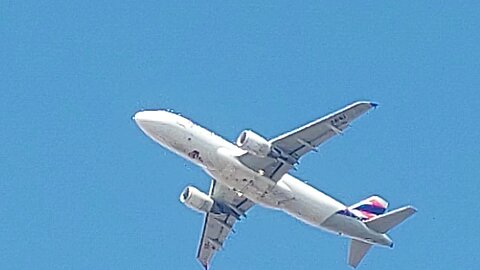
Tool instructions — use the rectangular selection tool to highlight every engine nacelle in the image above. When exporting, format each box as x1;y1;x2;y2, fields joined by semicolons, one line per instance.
236;130;272;157
179;186;214;213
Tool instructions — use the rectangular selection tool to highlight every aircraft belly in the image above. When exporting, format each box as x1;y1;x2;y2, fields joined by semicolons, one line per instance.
206;166;277;204
201;142;346;226
277;175;345;226
203;148;284;207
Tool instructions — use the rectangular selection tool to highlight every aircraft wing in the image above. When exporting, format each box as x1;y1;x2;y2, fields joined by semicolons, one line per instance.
238;101;377;181
197;179;255;269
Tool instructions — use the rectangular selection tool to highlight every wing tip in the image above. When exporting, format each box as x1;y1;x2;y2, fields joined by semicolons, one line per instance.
351;100;379;109
407;205;418;214
200;261;208;270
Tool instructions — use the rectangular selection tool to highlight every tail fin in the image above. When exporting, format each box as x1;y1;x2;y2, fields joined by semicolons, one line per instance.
365;206;417;233
347;205;417;268
348;239;372;268
349;195;388;221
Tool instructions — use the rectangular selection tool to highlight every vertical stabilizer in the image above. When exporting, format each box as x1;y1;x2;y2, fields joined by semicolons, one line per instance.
348;239;372;268
349;195;388;221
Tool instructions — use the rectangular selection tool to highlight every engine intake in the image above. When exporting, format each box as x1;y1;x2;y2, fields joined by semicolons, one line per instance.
236;130;272;157
180;186;214;213
180;186;244;218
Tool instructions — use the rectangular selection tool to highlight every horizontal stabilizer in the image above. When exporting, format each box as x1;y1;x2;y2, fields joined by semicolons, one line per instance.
365;206;417;234
348;239;372;268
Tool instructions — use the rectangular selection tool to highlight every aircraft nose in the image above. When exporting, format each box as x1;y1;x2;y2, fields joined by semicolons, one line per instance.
133;110;172;141
133;110;167;125
133;111;150;125
133;110;174;130
133;111;164;133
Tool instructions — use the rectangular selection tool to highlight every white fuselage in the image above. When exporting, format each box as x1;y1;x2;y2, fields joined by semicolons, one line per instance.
134;110;392;247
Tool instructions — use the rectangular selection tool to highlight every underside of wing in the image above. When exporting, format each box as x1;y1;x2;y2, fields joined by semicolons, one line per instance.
196;180;255;269
270;101;377;158
238;101;377;181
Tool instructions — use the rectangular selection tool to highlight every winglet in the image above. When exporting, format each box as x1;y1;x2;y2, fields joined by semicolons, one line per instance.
370;102;379;108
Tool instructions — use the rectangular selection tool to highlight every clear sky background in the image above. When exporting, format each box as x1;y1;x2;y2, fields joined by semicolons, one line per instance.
2;1;479;269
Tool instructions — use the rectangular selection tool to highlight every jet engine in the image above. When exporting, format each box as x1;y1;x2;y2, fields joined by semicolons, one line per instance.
236;130;272;157
179;186;214;213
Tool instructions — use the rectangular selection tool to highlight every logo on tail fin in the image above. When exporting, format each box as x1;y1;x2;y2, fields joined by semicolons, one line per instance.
338;196;389;221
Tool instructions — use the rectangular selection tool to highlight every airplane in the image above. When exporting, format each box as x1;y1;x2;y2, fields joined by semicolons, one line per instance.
133;101;416;269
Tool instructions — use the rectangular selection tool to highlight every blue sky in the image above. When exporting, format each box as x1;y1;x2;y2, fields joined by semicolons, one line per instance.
2;1;479;269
